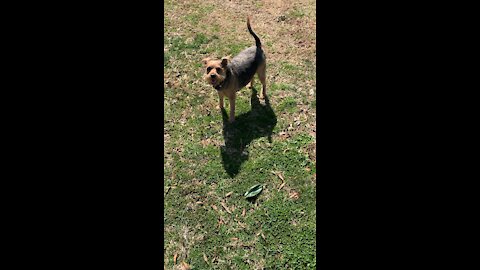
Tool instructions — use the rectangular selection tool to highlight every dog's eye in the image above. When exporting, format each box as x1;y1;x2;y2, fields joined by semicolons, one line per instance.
215;68;221;73
206;67;212;73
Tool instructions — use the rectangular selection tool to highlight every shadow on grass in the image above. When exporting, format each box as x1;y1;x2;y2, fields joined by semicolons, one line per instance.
246;191;263;204
220;88;277;178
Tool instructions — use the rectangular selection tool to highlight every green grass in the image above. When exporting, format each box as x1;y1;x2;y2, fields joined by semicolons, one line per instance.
278;97;298;113
229;42;252;56
288;7;306;18
164;0;316;269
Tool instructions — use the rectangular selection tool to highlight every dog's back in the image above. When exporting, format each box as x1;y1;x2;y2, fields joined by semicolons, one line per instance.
229;46;264;88
228;17;266;88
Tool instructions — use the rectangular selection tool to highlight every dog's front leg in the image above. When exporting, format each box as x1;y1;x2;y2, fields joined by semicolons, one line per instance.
218;92;224;109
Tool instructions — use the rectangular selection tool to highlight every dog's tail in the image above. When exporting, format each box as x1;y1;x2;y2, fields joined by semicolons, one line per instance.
247;16;261;48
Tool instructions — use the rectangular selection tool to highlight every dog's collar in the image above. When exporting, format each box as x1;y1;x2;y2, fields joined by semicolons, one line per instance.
213;69;229;91
214;82;225;91
213;68;230;91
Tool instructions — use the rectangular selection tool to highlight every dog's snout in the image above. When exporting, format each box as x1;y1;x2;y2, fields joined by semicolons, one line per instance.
210;74;217;78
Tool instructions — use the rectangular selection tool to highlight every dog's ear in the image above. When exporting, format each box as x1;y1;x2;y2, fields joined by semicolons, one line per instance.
221;56;231;67
202;57;211;66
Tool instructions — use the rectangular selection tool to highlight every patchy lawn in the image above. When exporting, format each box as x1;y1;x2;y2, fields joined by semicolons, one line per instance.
164;0;316;269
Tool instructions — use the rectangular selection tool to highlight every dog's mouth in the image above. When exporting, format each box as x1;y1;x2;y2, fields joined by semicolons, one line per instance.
211;78;217;85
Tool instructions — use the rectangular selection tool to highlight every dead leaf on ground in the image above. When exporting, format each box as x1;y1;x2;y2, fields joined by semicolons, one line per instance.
225;191;233;198
242;208;246;217
201;139;210;147
203;253;208;264
289;190;300;200
180;261;191;270
272;171;285;182
221;202;232;214
211;205;218;211
173;253;178;264
278;182;286;191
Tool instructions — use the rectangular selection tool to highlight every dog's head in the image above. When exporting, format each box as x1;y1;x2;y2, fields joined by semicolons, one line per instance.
202;56;230;87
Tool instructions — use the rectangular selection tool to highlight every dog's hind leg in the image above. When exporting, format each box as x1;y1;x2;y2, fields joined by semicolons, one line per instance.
247;76;255;89
257;62;267;99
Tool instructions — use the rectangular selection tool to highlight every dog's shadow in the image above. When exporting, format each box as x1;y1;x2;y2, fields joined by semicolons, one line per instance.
220;88;277;177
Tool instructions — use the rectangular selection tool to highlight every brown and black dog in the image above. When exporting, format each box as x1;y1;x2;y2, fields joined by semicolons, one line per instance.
202;17;267;123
